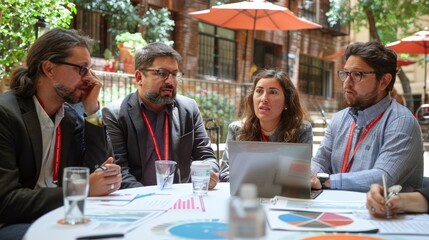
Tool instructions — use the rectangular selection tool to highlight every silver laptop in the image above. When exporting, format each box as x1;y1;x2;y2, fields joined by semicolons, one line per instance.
228;141;317;199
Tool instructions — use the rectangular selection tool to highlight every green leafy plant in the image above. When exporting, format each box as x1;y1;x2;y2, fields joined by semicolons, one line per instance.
103;49;113;59
0;0;75;80
115;32;147;56
141;8;175;46
185;87;237;143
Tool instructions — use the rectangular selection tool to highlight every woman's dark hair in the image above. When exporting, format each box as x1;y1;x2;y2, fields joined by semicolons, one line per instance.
239;69;307;142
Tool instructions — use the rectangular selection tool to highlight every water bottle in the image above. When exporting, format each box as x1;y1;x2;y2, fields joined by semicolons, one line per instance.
228;184;266;239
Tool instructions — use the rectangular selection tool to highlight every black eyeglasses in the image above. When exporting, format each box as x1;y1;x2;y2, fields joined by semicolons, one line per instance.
338;70;377;83
141;68;183;81
53;61;92;77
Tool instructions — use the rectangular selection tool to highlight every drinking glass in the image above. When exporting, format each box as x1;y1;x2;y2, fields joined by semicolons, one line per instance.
155;160;177;190
62;167;89;224
191;161;211;195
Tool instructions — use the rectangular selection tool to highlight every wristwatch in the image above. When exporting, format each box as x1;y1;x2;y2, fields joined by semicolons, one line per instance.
317;173;329;189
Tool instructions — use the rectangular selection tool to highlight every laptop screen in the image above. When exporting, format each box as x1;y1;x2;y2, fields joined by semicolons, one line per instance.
228;141;313;199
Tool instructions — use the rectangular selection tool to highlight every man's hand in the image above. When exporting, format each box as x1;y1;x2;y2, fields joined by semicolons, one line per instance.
311;174;322;190
366;184;402;218
88;157;122;196
82;70;102;115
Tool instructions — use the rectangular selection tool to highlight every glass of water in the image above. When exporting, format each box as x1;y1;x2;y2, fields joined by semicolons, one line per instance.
62;167;89;224
191;161;211;195
155;160;177;190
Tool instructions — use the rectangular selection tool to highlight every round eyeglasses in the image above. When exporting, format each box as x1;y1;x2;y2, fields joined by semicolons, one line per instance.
53;61;92;77
141;68;184;81
337;70;377;83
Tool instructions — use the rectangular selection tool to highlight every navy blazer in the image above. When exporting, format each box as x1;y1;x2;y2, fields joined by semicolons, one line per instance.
0;91;110;224
102;92;218;189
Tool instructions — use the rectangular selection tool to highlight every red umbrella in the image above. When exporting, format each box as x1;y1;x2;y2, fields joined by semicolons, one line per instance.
397;58;417;67
189;0;321;80
189;0;321;31
386;28;429;102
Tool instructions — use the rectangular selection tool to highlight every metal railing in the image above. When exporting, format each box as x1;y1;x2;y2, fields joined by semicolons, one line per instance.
95;71;252;143
95;71;338;145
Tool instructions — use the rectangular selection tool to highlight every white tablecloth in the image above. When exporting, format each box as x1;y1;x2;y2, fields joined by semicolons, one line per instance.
24;183;428;240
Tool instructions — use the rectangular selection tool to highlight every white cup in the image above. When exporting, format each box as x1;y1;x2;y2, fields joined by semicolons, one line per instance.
62;167;89;224
191;161;211;195
155;160;177;190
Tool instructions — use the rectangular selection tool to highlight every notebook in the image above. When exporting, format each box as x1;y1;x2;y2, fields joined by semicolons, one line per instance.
228;141;319;199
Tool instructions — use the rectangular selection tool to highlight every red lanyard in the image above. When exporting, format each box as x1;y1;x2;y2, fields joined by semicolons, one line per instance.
341;112;385;173
140;110;170;160
36;95;62;184
52;124;62;183
261;131;269;142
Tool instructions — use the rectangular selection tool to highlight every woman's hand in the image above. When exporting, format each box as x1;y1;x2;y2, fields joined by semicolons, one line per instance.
209;171;219;190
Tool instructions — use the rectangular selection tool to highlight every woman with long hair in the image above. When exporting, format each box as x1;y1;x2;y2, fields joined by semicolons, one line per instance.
220;69;313;182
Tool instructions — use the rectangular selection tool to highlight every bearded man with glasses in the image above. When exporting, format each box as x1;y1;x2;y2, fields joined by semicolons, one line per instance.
311;41;423;193
0;28;122;240
102;42;220;190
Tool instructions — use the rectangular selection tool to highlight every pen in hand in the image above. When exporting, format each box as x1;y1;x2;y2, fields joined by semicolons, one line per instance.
94;164;108;172
382;174;393;218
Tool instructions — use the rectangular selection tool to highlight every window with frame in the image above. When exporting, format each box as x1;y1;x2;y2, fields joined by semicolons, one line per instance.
198;22;236;80
72;7;113;58
299;54;333;98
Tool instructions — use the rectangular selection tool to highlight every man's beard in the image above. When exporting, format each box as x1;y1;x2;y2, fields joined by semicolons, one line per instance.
346;88;378;111
53;82;82;104
144;87;176;105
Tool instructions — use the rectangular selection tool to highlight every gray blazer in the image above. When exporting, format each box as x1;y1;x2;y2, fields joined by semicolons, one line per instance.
102;92;218;189
0;91;109;224
220;120;313;182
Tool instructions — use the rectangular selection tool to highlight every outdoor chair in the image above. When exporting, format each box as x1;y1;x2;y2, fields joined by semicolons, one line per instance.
415;104;429;141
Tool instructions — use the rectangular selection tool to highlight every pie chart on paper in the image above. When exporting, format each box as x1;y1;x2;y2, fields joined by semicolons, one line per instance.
268;210;379;233
151;219;227;239
278;211;353;228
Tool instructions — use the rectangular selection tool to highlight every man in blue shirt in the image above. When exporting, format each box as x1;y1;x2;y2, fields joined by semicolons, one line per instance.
311;41;423;192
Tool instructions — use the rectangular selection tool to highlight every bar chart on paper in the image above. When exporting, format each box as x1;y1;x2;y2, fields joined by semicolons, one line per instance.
170;195;206;212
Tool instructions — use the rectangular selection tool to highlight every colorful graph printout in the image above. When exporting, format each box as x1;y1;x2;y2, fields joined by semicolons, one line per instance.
267;210;378;233
279;212;353;228
151;219;227;239
170;195;205;212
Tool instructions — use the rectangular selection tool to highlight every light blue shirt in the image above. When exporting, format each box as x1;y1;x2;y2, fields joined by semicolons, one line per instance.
311;95;423;192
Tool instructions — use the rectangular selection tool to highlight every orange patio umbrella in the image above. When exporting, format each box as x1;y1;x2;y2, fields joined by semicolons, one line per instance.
189;0;321;80
386;28;429;102
189;0;322;31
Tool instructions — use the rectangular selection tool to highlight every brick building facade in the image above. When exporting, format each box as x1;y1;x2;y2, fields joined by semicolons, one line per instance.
72;0;350;112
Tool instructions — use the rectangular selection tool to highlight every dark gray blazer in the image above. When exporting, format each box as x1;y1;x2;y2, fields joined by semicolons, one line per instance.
102;92;218;189
0;91;109;224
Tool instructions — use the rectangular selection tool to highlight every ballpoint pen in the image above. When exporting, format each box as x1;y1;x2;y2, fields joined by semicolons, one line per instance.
161;170;175;190
382;174;393;218
76;233;124;240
